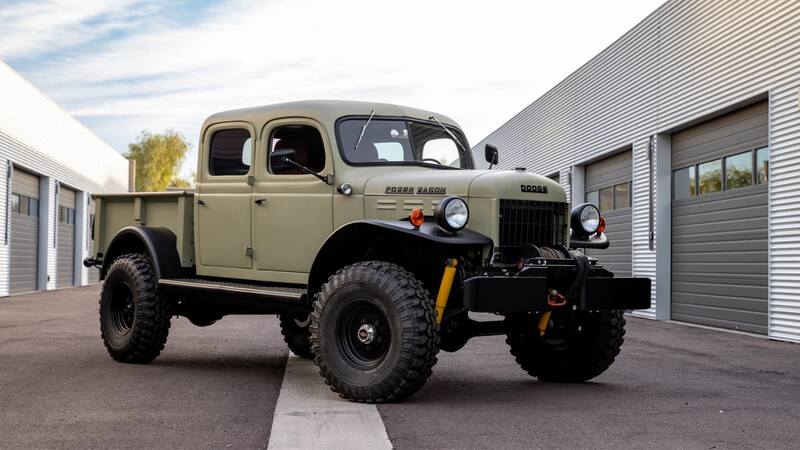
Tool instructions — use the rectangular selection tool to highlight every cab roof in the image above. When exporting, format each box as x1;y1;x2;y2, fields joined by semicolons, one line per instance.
201;100;461;133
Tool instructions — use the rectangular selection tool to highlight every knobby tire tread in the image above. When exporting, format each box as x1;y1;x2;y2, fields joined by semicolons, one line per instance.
99;253;171;364
506;311;626;382
311;261;440;403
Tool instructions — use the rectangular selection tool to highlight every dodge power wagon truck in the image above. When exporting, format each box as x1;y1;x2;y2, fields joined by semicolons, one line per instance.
88;100;651;403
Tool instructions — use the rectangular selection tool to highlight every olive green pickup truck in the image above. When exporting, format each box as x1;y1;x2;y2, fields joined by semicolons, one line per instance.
87;100;650;402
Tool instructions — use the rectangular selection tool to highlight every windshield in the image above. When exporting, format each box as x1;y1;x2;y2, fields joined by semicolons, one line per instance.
337;117;472;169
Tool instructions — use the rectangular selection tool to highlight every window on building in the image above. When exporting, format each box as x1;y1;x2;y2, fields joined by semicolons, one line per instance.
59;206;75;224
673;147;769;199
725;151;753;190
10;193;20;214
19;196;29;215
673;166;696;199
209;128;252;176
614;182;630;209
28;198;38;217
599;187;614;212
586;181;631;212
698;159;722;194
756;147;769;184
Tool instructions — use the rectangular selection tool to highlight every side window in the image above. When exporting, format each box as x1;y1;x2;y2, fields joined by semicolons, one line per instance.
209;128;252;176
269;125;326;174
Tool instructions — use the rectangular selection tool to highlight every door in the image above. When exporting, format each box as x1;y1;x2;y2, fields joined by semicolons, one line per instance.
584;150;633;278
671;101;769;334
57;185;76;288
9;168;40;294
195;123;255;274
253;120;333;275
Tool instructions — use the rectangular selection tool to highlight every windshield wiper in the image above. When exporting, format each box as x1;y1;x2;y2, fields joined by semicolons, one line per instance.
429;115;467;154
354;109;376;150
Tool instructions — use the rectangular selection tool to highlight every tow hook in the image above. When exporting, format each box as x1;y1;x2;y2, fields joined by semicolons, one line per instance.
547;288;567;307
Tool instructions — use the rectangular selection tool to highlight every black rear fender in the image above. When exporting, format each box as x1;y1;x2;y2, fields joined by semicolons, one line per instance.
100;226;190;280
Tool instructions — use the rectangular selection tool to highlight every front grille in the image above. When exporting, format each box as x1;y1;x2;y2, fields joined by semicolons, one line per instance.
497;199;568;263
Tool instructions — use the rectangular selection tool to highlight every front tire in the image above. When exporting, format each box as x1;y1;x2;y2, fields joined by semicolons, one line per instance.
99;254;171;363
506;310;626;382
311;261;440;403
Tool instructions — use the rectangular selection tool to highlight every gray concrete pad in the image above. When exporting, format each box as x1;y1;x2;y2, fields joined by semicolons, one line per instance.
0;285;288;449
377;316;800;449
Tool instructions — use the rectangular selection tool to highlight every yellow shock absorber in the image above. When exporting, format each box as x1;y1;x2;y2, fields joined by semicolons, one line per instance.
537;311;552;337
434;258;458;324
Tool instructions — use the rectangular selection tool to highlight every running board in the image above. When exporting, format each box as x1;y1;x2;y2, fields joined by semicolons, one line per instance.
158;278;309;315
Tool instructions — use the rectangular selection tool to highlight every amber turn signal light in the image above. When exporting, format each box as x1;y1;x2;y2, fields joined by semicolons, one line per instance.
409;209;424;228
597;217;606;233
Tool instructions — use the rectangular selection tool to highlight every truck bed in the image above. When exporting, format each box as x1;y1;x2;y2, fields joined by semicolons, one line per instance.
93;191;195;268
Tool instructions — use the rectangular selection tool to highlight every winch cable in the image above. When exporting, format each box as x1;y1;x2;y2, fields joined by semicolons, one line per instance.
566;254;591;299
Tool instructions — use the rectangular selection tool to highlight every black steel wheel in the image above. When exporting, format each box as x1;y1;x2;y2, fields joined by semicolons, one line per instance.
311;261;439;403
506;310;626;382
99;253;171;363
279;313;314;359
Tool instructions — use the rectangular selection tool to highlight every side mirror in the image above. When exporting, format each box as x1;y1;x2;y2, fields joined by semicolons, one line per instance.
485;144;499;168
271;149;297;174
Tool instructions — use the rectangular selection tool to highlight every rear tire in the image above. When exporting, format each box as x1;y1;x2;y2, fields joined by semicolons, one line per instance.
99;254;171;363
279;313;314;359
506;310;626;382
311;261;439;403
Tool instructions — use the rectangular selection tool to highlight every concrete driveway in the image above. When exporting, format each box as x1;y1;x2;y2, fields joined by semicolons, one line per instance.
1;285;798;448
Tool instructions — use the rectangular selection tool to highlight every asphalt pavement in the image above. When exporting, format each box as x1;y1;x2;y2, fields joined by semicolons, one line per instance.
1;285;799;449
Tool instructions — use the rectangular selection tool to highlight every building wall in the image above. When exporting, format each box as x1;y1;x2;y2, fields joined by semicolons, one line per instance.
472;0;800;341
0;61;128;295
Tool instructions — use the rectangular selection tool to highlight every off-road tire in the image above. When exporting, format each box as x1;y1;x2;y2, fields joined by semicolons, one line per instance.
279;313;314;359
506;310;626;382
99;253;171;363
311;261;440;403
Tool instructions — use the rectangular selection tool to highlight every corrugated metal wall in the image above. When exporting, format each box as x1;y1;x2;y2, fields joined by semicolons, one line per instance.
0;61;129;294
769;86;800;342
472;0;800;341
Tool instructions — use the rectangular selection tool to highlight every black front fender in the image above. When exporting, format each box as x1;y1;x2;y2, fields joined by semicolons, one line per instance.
307;220;492;293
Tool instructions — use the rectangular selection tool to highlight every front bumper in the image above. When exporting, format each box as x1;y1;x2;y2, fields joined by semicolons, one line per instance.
463;263;651;313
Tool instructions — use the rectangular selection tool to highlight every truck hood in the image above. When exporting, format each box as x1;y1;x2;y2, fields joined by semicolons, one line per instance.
363;168;566;203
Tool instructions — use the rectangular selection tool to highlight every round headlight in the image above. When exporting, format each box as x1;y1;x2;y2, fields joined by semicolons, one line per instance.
570;203;601;235
434;196;469;232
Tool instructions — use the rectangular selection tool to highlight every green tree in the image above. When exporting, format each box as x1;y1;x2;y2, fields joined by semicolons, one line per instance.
169;172;196;189
126;130;190;192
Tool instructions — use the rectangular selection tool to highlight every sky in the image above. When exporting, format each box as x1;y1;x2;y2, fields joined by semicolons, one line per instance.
0;0;666;180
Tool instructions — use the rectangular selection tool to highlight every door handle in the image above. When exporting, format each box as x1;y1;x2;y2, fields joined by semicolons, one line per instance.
254;198;267;205
196;199;206;205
